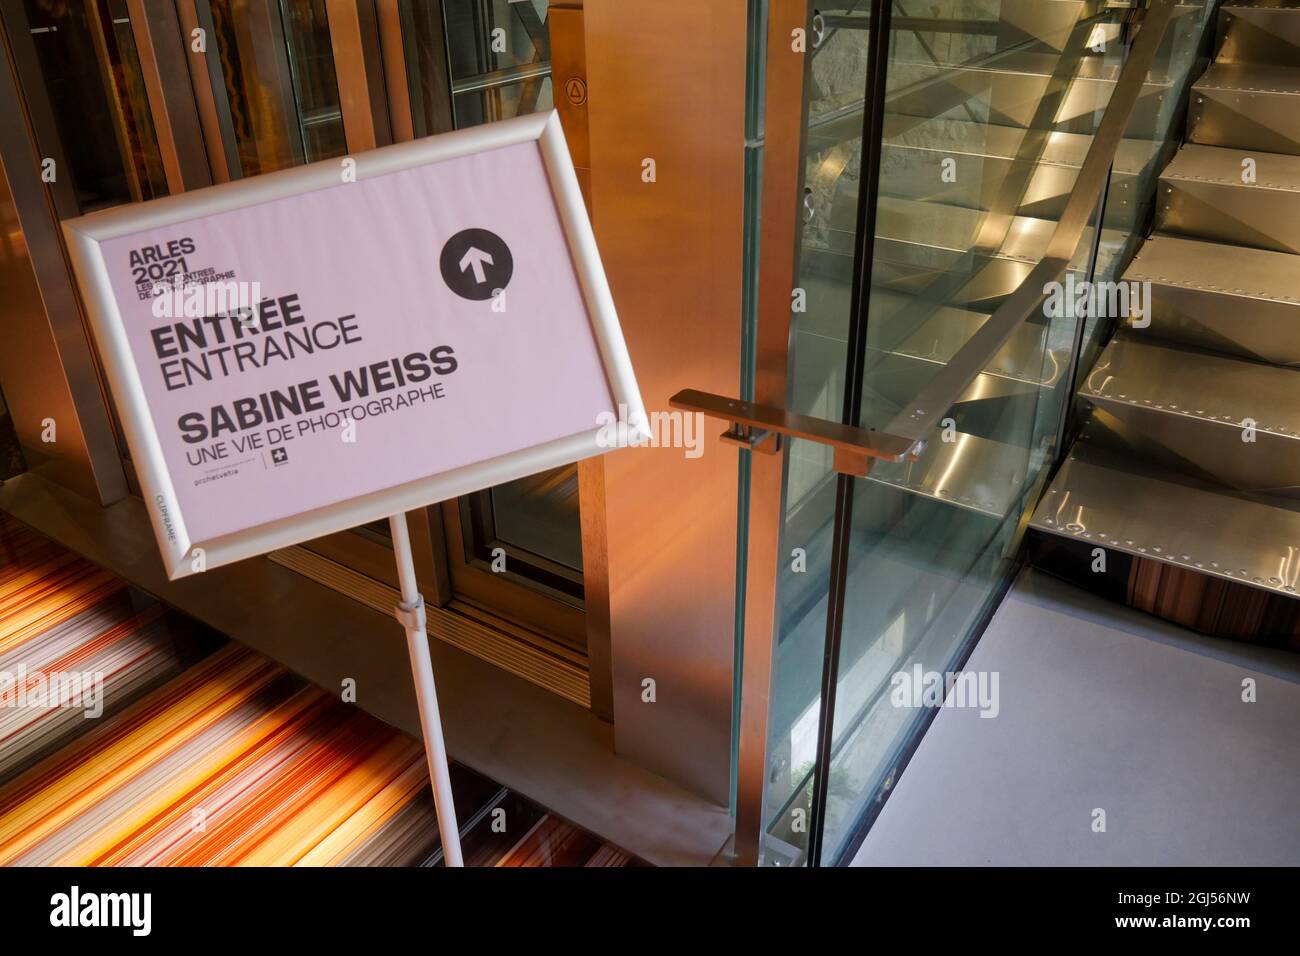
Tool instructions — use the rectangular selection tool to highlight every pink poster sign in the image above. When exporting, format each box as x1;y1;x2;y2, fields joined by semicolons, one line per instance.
64;113;645;579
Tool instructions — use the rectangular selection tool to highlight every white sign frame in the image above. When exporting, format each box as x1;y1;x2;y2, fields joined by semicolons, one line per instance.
64;111;646;580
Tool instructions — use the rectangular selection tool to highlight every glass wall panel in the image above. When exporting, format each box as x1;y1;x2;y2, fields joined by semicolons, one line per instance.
764;3;882;861
1076;0;1216;387
822;0;1123;864
767;0;1124;864
766;0;1223;865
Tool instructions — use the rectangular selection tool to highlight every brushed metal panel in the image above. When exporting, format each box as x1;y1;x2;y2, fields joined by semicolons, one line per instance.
883;0;1095;54
1189;62;1300;155
1032;444;1300;596
1218;2;1300;67
1083;334;1300;496
0;26;127;504
1157;142;1300;253
854;196;1111;279
867;429;1033;518
586;0;748;804
871;291;1066;387
1124;234;1300;366
886;53;1172;135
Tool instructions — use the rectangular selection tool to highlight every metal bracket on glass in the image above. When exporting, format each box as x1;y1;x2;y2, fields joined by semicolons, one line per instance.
669;389;922;478
720;423;781;455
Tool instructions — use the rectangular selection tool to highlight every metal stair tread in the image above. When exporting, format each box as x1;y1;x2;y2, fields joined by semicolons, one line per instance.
1161;142;1300;191
882;114;1159;175
1194;60;1300;93
1123;234;1300;305
869;290;1067;387
891;49;1166;83
869;196;1123;270
866;428;1035;520
1221;1;1300;12
1083;332;1300;438
1030;443;1300;596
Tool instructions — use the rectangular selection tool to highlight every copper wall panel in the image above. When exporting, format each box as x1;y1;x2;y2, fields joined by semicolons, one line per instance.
585;0;748;803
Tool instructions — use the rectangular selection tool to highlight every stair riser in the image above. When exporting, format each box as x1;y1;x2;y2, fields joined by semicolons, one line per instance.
887;1;1105;56
1128;285;1300;367
889;70;1170;136
889;26;1122;61
1217;6;1300;67
1083;402;1300;498
1189;88;1300;156
1157;177;1300;254
880;148;1142;224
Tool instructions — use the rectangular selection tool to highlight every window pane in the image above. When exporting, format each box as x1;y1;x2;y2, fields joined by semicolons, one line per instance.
22;0;169;211
206;0;346;176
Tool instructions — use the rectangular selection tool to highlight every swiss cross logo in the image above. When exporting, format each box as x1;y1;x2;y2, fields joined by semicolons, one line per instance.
271;447;288;465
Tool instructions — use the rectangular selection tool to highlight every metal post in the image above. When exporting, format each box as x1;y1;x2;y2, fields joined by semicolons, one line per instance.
389;512;463;867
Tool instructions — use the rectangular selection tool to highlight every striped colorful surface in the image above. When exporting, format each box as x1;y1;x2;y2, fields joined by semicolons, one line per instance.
0;512;636;867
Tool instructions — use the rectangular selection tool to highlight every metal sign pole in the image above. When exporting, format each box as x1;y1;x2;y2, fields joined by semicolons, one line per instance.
388;512;464;867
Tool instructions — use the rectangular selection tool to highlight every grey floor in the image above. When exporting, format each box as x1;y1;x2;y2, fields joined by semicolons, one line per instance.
852;568;1300;866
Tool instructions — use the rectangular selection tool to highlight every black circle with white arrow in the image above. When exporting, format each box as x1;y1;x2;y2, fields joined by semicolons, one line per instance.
439;227;514;301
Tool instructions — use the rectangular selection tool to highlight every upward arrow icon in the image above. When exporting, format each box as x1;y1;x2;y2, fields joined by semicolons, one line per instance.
458;247;494;284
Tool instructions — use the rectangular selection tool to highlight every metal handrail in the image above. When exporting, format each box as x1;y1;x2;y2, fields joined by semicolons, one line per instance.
881;0;1175;452
673;0;1175;472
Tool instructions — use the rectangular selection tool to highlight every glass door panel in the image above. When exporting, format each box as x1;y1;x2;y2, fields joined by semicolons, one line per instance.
482;471;584;576
766;0;1131;864
443;0;551;126
400;0;553;134
18;0;170;211
202;0;347;176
